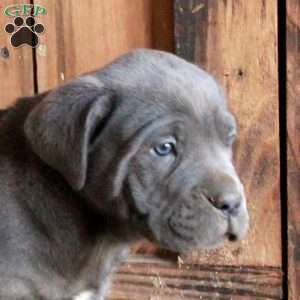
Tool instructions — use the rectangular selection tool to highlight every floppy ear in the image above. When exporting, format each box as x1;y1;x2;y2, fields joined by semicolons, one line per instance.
24;76;115;190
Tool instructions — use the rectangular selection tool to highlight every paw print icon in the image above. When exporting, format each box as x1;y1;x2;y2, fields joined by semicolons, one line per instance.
5;16;44;48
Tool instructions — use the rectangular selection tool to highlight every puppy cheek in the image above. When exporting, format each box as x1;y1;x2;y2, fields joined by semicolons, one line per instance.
126;173;152;215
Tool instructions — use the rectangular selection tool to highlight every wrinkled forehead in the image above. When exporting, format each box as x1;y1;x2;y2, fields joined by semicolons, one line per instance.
98;50;227;118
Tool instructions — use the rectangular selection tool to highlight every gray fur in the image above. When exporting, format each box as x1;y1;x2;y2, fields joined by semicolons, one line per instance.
0;49;249;299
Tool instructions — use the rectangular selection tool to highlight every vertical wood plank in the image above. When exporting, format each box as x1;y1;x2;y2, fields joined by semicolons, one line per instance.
287;0;300;299
175;0;281;268
0;0;34;108
152;0;174;51
33;0;174;92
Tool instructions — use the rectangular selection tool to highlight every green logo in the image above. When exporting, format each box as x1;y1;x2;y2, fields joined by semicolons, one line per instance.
3;4;46;48
3;4;46;17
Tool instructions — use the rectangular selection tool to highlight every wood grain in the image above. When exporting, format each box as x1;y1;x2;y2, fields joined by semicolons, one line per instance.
0;0;34;108
108;256;282;300
175;0;281;268
287;0;300;299
33;0;174;92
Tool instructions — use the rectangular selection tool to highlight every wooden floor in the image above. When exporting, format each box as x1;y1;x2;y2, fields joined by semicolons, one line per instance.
108;255;282;300
0;0;299;299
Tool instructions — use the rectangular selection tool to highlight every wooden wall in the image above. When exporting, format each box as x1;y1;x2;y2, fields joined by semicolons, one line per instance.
33;0;174;93
0;0;299;299
287;0;300;298
0;0;174;106
0;0;34;107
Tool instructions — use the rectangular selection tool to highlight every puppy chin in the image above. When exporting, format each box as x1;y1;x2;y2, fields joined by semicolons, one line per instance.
147;220;227;253
154;232;228;253
196;237;227;250
161;238;226;253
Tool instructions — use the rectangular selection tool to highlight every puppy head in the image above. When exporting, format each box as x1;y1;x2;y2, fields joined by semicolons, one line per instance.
24;49;249;252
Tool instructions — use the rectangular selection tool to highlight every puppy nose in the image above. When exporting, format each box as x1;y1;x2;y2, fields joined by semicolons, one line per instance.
200;171;244;216
213;192;242;216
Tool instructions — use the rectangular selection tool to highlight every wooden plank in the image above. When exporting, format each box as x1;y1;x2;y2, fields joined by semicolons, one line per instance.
175;0;281;268
108;256;282;300
33;0;174;92
0;0;34;108
152;0;174;52
287;0;300;299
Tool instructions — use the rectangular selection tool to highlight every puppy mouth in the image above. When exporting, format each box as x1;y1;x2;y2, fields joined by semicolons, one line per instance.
200;193;249;243
226;210;250;242
225;231;238;242
167;217;195;243
166;209;248;249
166;216;231;250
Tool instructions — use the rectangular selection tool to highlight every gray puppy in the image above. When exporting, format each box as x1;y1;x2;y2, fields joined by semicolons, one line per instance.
0;49;249;300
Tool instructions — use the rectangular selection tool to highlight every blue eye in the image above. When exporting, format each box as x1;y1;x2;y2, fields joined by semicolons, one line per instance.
153;142;175;156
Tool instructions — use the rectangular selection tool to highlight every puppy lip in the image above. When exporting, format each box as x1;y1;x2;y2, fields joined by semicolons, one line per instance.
167;217;194;243
227;209;250;242
226;232;238;242
169;226;188;241
226;221;249;242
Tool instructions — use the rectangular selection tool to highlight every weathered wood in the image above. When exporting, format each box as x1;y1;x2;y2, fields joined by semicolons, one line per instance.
287;0;300;299
108;256;282;300
152;0;174;52
33;0;174;92
0;0;34;108
175;0;281;268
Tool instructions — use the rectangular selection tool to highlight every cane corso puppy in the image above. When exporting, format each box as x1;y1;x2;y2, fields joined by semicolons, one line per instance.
0;49;249;300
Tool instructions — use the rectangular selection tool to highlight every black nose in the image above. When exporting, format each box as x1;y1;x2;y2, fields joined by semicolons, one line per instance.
209;193;242;216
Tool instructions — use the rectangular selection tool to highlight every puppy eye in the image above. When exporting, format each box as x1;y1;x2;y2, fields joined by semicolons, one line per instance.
226;131;237;146
153;142;176;156
216;110;238;147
